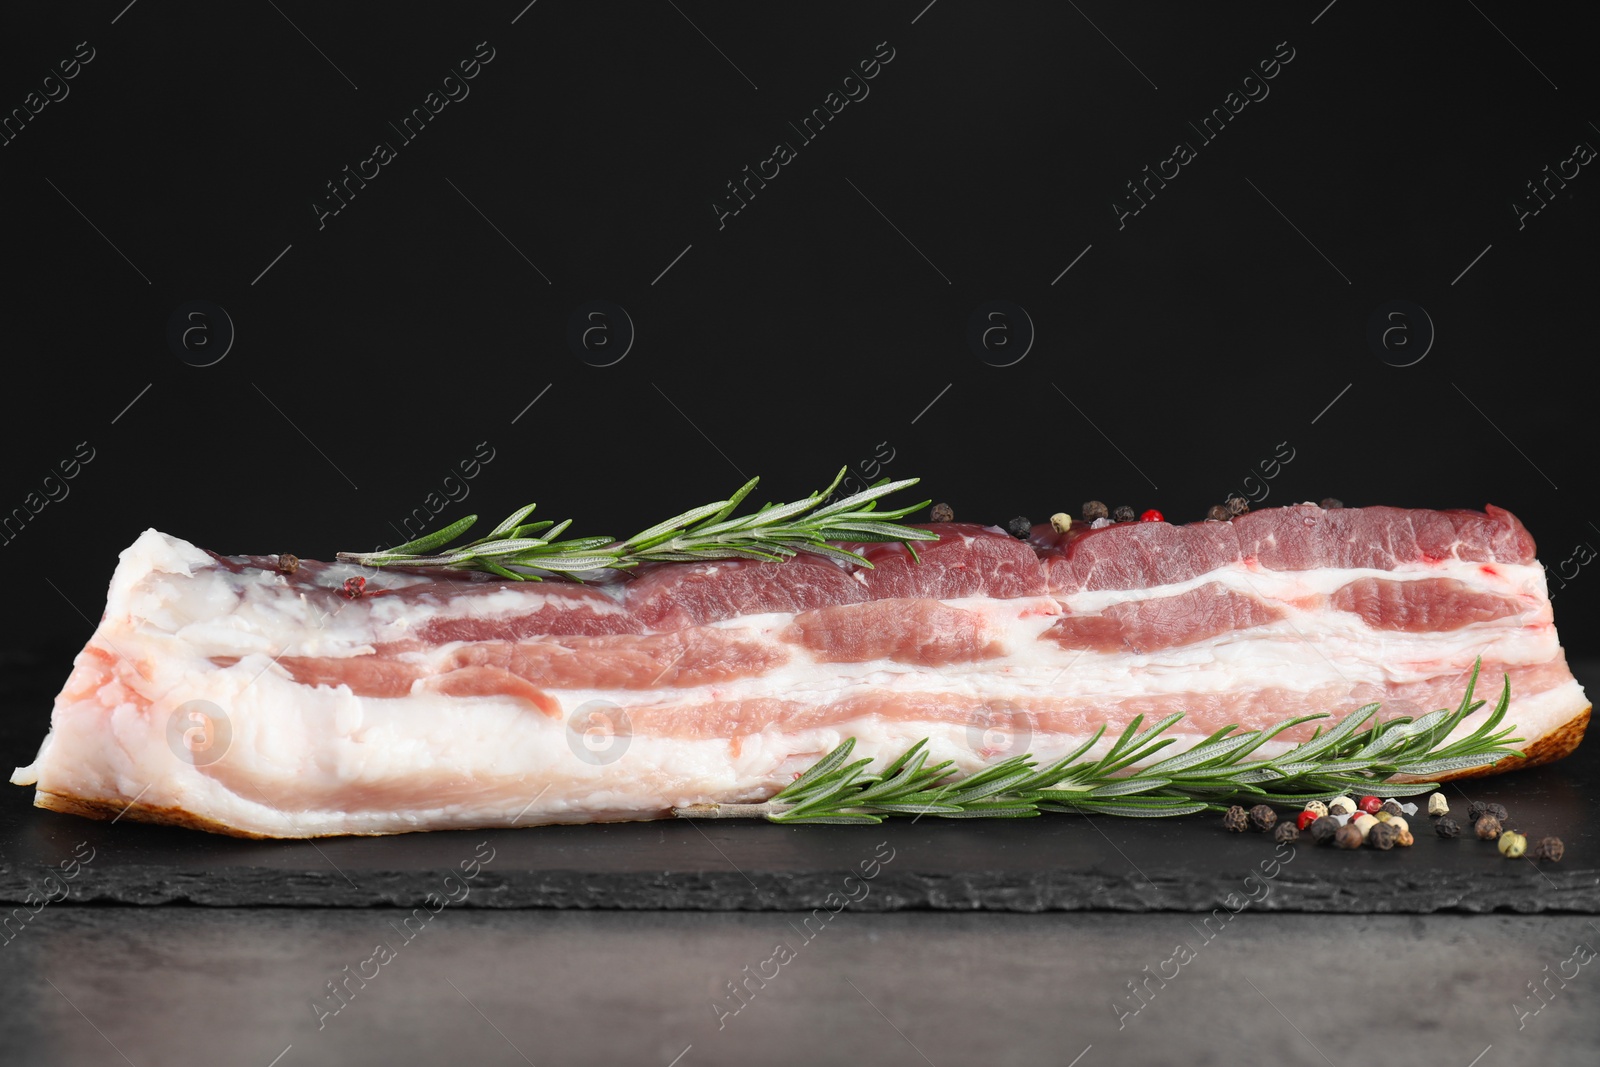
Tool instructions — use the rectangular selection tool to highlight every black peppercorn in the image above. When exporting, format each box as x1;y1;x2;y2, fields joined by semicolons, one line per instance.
1007;516;1032;538
1467;800;1490;822
1222;805;1249;832
1485;802;1508;822
1082;500;1109;522
1112;505;1136;523
277;553;300;575
1475;814;1502;840
1273;822;1299;844
1334;823;1363;849
1435;816;1461;838
1319;497;1344;509
1368;822;1399;850
1310;815;1340;844
1381;799;1403;816
929;503;954;523
1531;836;1565;862
1225;495;1249;516
1207;504;1232;521
1248;804;1277;832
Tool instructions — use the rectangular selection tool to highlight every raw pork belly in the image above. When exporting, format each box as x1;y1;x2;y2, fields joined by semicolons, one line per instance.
11;505;1589;838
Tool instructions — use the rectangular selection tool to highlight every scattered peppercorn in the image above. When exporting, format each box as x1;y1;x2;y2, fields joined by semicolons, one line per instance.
1274;822;1300;844
1309;815;1340;845
1050;512;1073;534
1225;495;1249;516
1082;500;1109;522
1207;504;1232;521
1427;793;1449;817
1140;509;1164;523
1248;804;1277;832
1352;813;1378;840
929;503;954;523
1112;505;1136;523
277;553;300;575
1435;817;1461;838
1531;837;1565;862
1381;799;1403;816
1304;800;1329;818
1222;805;1249;832
1485;802;1509;822
1327;797;1355;816
1319;497;1344;509
1334;823;1363;849
342;576;366;599
1358;796;1384;815
1475;815;1502;840
1498;830;1528;858
1368;822;1399;850
1374;811;1392;823
1296;810;1320;831
1396;829;1415;847
1007;516;1032;538
1388;816;1410;836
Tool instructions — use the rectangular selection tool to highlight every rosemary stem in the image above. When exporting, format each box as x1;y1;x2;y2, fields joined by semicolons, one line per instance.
673;802;794;819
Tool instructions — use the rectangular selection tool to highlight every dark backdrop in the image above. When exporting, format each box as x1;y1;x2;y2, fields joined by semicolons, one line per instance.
2;1;1596;665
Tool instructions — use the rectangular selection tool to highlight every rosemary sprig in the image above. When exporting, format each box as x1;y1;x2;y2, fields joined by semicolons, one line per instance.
674;661;1524;824
336;468;937;580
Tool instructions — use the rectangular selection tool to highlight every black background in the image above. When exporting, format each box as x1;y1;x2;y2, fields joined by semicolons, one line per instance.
2;0;1596;666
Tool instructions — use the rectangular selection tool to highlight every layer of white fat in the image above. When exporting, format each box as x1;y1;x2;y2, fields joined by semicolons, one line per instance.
12;529;1587;836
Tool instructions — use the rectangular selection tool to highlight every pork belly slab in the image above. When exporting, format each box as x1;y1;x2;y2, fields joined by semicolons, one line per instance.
11;505;1589;838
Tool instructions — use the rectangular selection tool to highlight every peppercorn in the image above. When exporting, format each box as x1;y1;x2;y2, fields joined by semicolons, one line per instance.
1296;810;1320;831
1374;811;1392;823
1222;805;1249;832
1319;497;1344;509
929;502;954;523
1475;814;1502;840
1327;796;1355;816
1309;815;1339;845
1427;793;1449;817
1112;505;1136;523
1396;828;1414;847
1435;816;1461;838
1388;816;1409;836
1381;799;1403;816
1082;501;1109;522
1007;516;1032;538
1498;830;1527;858
1485;802;1508;822
1352;813;1378;839
1140;509;1164;523
1334;823;1363;849
1358;796;1384;815
1225;495;1249;516
277;553;300;575
1274;822;1300;844
1303;800;1329;818
342;576;366;599
1368;822;1399;850
1467;800;1491;822
1531;836;1565;862
1247;804;1277;832
1050;512;1072;534
1207;504;1232;521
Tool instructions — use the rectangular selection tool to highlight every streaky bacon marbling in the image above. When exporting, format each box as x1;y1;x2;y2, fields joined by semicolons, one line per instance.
10;503;1588;837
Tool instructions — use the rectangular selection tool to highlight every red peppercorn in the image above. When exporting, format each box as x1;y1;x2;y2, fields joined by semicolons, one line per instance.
1358;795;1383;815
1140;509;1164;522
1296;810;1319;831
342;576;366;599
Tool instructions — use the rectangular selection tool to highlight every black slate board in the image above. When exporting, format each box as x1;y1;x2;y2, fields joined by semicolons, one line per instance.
2;660;1595;912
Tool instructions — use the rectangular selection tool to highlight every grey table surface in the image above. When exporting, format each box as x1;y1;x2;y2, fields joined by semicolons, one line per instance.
1;656;1596;1064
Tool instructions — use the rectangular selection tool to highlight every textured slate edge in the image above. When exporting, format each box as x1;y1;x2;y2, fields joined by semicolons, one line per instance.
5;865;1595;913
